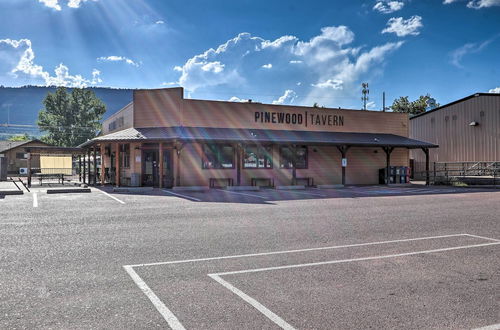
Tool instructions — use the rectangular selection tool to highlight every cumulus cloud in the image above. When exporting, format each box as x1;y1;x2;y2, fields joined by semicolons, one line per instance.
444;0;500;8
97;56;140;67
382;16;423;37
489;87;500;93
228;96;250;102
155;20;165;24
373;1;405;13
0;38;101;87
37;0;96;10
272;90;297;105
311;79;343;90
171;26;404;107
262;63;272;69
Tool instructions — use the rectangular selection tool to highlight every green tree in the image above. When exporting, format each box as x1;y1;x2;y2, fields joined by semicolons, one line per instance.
391;94;439;115
7;133;32;141
38;87;106;147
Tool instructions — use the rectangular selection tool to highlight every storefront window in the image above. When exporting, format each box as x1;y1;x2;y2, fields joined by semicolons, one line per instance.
280;146;307;169
202;144;234;169
120;144;130;168
243;145;272;169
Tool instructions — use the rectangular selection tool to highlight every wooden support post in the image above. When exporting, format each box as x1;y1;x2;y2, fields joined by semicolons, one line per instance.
337;145;350;186
174;142;184;187
78;155;82;182
236;143;241;186
115;143;120;187
100;145;105;185
93;147;97;186
291;144;297;185
27;152;32;188
83;152;86;184
422;147;430;186
159;143;164;188
382;147;395;185
87;149;91;185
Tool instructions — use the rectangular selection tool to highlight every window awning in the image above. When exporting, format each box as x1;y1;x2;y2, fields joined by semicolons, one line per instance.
79;126;438;149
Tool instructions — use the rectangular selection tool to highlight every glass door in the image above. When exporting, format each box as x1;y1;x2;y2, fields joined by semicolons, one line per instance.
142;150;159;187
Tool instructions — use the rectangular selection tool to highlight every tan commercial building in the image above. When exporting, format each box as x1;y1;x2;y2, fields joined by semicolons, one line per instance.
0;139;49;174
410;93;500;180
80;88;437;188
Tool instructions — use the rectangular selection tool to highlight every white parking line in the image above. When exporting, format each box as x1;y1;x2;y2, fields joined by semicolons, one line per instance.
209;241;500;330
127;233;470;267
215;189;267;199
211;241;500;276
209;274;295;330
162;190;201;202
96;189;125;204
32;192;38;208
473;324;500;330
123;265;186;330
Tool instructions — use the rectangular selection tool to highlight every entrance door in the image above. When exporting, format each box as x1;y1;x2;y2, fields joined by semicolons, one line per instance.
162;149;173;188
142;150;159;187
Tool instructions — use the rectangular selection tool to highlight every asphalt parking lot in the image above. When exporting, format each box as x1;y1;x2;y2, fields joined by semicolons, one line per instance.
1;185;499;329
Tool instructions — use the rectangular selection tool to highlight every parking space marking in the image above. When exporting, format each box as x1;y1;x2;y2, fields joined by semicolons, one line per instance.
215;189;267;199
208;273;295;330
96;189;125;204
474;324;500;330
162;190;201;202
209;240;500;330
211;240;500;276
124;233;499;330
32;192;38;208
123;265;186;330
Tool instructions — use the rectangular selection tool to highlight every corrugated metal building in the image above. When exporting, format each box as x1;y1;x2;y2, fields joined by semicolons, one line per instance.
409;93;500;176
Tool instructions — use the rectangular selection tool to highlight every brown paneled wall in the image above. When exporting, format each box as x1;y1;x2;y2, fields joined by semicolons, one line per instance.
178;143;409;186
133;88;183;128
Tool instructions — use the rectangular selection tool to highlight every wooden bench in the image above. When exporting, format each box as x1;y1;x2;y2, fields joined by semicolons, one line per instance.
35;173;65;186
294;177;314;187
209;178;234;188
251;177;274;188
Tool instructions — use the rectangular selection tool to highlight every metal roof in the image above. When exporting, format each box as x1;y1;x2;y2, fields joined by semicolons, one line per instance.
0;139;45;153
80;126;438;149
410;93;500;120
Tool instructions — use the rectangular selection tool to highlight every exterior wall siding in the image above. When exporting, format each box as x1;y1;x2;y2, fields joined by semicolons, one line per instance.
102;102;134;135
410;95;500;173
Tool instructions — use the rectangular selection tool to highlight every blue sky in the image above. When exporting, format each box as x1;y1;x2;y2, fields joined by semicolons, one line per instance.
0;0;499;109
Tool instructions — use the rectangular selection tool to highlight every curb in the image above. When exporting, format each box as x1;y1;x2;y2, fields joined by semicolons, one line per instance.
47;188;91;194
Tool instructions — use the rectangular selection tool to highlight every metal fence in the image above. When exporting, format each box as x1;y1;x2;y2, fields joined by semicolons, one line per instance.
415;161;499;186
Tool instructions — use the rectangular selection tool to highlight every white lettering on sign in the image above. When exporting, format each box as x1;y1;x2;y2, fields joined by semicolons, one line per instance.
342;158;347;167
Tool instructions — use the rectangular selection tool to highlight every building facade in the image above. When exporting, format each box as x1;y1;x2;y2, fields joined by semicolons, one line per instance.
0;140;49;174
410;93;500;176
81;88;436;188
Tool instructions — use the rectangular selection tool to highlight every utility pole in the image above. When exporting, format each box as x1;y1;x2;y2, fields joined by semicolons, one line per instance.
361;83;369;110
382;92;386;112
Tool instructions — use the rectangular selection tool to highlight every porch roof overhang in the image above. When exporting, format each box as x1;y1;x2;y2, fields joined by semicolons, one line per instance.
79;126;438;149
24;146;84;155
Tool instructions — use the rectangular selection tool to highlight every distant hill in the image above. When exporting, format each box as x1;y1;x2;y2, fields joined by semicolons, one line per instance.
0;86;133;140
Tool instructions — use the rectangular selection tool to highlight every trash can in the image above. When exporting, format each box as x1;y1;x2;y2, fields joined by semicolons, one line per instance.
130;173;141;187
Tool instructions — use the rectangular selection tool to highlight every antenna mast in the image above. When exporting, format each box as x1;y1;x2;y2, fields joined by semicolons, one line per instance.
361;83;369;110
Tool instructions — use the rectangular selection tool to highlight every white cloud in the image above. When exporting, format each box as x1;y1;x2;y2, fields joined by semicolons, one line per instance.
201;61;224;73
262;63;273;69
467;0;500;8
155;20;165;24
444;0;500;8
311;79;344;90
228;96;250;102
450;37;496;68
97;56;140;67
489;87;500;93
172;26;404;107
272;90;297;105
366;101;377;109
373;1;404;13
0;38;101;87
37;0;96;10
382;16;423;37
